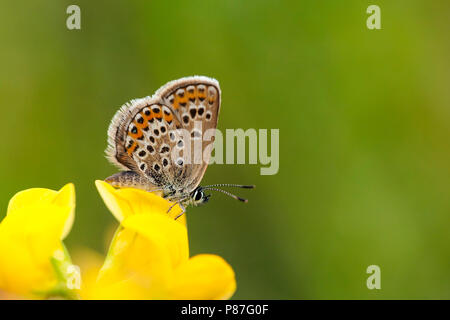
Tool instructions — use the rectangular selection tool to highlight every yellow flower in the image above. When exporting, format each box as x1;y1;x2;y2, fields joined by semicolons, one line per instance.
0;184;80;299
89;180;236;300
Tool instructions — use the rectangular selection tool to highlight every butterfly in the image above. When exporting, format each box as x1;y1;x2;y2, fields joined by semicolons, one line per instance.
104;76;254;219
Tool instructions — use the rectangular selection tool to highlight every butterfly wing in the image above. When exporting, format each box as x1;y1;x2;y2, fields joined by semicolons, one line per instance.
106;94;184;192
156;76;221;192
106;76;221;194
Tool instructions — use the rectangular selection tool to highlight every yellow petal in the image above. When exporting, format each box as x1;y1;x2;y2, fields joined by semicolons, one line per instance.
169;254;236;300
95;214;189;299
95;180;186;225
0;184;76;297
0;225;58;296
96;226;173;289
71;248;107;300
121;214;189;269
54;184;76;240
6;183;75;240
88;278;162;300
0;215;63;297
7;188;57;215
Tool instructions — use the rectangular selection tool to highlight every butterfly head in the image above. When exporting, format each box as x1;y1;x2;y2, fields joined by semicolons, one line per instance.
190;187;211;206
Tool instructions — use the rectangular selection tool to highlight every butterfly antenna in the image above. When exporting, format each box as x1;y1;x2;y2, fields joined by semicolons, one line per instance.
202;187;249;203
203;183;255;189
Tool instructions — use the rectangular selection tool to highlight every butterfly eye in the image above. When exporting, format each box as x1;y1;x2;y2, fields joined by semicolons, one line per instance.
194;190;203;201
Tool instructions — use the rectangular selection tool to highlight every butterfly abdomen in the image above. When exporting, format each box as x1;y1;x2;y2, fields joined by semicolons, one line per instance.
105;171;153;191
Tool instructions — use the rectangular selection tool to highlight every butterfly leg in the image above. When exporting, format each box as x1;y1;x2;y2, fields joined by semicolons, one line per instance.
167;201;179;213
175;203;186;220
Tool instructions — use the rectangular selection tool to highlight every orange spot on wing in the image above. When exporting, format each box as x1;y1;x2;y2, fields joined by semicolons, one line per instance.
178;95;188;105
198;90;206;100
135;115;148;130
128;122;143;140
173;89;188;108
144;112;154;122
164;113;173;123
127;142;138;155
187;87;196;101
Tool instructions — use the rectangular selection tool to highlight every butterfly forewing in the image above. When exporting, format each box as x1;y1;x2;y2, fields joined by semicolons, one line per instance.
157;76;221;192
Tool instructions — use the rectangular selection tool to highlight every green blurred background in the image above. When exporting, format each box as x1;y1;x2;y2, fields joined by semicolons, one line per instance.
1;0;449;299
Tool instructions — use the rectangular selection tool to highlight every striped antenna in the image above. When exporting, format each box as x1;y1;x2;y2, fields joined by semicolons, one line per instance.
203;183;255;189
202;187;248;202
